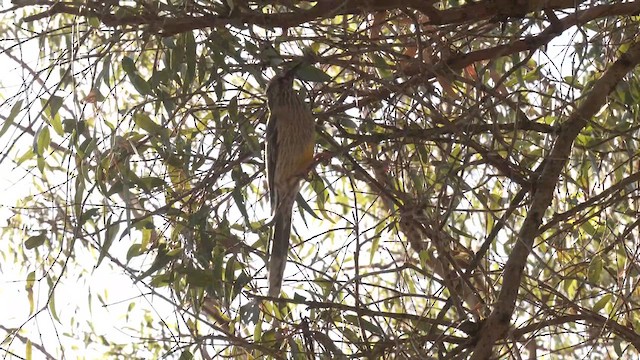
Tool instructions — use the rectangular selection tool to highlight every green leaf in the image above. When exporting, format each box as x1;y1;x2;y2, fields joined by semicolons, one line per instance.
63;119;86;134
106;180;123;197
122;57;152;95
418;249;431;270
369;229;382;263
232;271;251;301
50;114;63;136
294;64;331;82
74;176;85;220
97;220;120;267
133;113;163;135
228;96;238;119
614;338;624;357
136;176;166;193
338;116;358;129
130;74;152;95
288;337;304;360
212;250;225;290
48;290;61;323
563;278;577;298
137;245;177;281
312;331;344;357
370;53;393;79
100;55;112;87
172;36;185;72
178;350;193;360
184;31;197;86
588;255;603;283
149;273;172;287
224;256;236;303
0;99;23;138
36;154;45;174
43;95;63;121
126;243;143;261
231;187;249;223
239;301;260;325
26;271;35;290
26;271;35;314
343;314;382;335
582;220;597;236
122;56;136;75
25;233;47;249
296;193;321;221
88;17;101;28
79;208;100;226
35;126;51;155
26;340;32;360
185;268;214;287
310;174;328;215
593;293;612;313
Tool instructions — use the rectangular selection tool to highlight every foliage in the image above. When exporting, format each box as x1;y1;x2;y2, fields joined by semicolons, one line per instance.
3;0;640;358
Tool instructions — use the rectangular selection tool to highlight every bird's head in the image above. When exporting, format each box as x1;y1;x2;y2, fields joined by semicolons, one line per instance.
265;70;296;106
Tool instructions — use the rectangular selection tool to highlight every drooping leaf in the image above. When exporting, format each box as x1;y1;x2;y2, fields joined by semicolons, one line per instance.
294;64;332;82
184;31;197;87
122;57;152;95
593;293;612;313
0;99;23;138
34;126;50;155
26;271;35;314
97;219;120;268
25;233;46;249
588;255;603;283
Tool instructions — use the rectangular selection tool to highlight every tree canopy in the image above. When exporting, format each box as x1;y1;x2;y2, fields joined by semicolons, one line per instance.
3;0;640;358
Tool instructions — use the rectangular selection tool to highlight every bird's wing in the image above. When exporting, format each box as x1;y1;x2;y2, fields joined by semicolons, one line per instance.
265;111;279;211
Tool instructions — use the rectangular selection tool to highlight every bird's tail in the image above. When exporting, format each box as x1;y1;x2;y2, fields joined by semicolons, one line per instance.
268;202;293;297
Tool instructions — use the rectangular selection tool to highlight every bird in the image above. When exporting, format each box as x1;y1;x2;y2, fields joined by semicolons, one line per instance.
264;69;316;297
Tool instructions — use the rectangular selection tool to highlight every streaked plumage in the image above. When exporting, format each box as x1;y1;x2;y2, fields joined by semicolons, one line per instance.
265;72;315;297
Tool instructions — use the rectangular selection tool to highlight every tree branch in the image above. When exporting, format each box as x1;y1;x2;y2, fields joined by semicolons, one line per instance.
470;40;640;359
13;0;609;37
327;1;640;118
